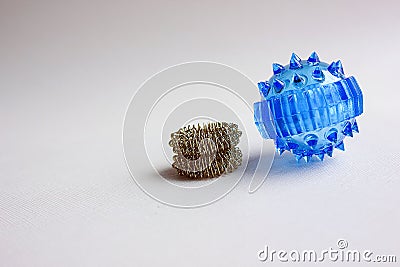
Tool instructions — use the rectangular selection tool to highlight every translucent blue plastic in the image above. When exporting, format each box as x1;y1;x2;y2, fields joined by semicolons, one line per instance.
254;52;364;162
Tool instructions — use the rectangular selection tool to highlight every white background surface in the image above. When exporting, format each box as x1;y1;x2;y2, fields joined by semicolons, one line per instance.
1;0;399;266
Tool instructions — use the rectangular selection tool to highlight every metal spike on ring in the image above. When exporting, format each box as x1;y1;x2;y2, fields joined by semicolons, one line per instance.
169;122;242;179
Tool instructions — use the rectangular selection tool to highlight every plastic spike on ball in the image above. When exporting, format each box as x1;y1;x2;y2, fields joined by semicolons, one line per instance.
253;52;364;162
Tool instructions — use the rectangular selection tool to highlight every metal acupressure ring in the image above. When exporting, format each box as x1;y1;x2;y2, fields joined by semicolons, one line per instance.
169;122;242;178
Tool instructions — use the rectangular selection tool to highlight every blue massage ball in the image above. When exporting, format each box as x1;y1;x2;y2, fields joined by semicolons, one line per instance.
254;52;364;162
